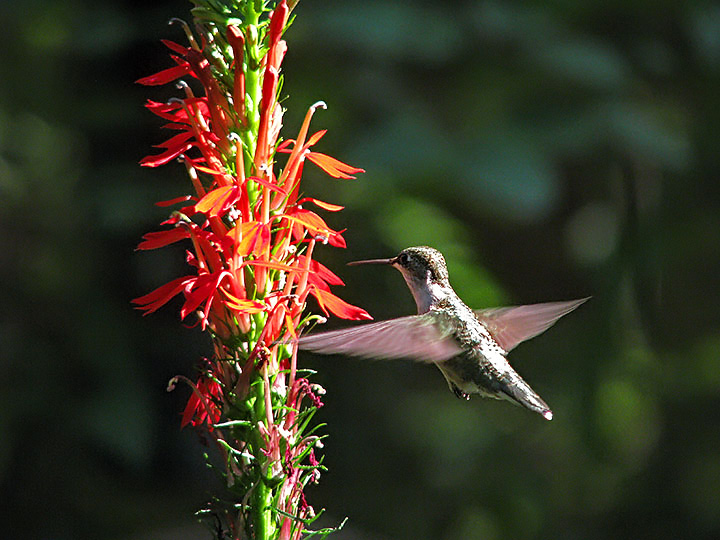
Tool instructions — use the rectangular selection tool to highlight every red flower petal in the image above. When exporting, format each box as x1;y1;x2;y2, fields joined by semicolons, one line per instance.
191;164;226;177
180;393;198;428
283;209;347;247
304;129;327;147
137;228;189;250
326;228;347;248
233;221;271;258
180;271;232;321
276;139;294;153
306;152;365;179
136;63;191;86
284;313;298;341
155;195;194;207
242;259;304;273
297;256;344;287
181;377;222;429
140;142;193;167
220;289;266;314
144;98;209;123
194;186;240;217
311;287;372;321
312;260;344;286
161;39;189;56
284;208;333;234
132;276;194;315
154;130;194;149
249;175;287;195
296;197;344;211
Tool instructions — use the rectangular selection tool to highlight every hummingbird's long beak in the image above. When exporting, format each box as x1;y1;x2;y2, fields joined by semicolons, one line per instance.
347;257;397;266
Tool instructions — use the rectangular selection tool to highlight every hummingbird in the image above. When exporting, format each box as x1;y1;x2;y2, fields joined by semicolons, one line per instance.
298;246;589;420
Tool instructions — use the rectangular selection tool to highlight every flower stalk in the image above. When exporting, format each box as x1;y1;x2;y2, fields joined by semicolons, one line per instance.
133;1;368;538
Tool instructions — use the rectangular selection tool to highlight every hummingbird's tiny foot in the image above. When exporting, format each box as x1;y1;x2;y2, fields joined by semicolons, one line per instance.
542;409;553;421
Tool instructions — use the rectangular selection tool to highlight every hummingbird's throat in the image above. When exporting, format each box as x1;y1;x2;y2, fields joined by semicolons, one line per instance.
399;269;449;314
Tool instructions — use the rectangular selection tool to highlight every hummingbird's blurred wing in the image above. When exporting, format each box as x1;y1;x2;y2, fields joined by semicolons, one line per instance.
298;314;461;363
474;297;590;353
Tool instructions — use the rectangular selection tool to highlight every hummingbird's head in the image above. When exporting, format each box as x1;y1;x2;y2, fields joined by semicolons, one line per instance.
348;246;452;313
392;246;449;284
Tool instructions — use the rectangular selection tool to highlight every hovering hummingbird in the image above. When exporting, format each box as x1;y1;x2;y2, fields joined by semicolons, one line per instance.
298;246;589;420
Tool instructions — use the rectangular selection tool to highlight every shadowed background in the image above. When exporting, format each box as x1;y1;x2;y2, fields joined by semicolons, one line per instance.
1;0;719;539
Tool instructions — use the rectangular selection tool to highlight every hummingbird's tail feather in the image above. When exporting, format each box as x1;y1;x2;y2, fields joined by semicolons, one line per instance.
499;374;554;421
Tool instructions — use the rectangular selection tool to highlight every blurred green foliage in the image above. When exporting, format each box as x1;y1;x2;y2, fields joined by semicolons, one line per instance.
1;0;719;539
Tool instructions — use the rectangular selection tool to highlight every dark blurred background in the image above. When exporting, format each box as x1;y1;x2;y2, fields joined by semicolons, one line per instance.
2;0;719;539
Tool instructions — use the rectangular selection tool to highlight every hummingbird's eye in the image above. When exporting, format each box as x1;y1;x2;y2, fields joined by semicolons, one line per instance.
398;253;410;265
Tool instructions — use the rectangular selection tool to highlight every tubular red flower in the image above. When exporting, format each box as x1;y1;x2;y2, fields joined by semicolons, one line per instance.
181;375;223;429
227;26;246;118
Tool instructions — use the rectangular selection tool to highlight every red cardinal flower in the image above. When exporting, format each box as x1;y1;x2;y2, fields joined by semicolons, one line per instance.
135;2;366;536
181;375;223;429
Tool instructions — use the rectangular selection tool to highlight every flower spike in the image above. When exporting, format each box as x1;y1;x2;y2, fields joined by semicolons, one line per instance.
135;2;365;537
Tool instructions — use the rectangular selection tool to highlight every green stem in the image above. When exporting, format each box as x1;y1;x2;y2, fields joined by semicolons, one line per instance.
253;477;274;539
251;368;277;539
